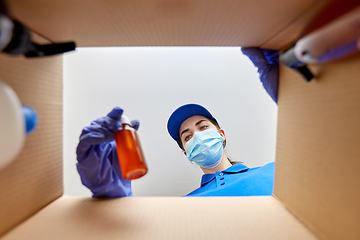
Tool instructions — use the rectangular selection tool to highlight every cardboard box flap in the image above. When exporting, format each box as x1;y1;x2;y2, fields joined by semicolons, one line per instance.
2;196;319;240
275;54;360;240
7;0;330;49
0;55;63;236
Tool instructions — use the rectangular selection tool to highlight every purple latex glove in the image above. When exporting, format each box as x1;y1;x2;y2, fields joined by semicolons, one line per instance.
241;47;279;103
76;107;140;198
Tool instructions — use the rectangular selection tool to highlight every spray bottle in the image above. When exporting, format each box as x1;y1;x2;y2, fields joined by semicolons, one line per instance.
114;115;148;180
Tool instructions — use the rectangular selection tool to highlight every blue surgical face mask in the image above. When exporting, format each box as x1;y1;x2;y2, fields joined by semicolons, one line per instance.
184;128;224;169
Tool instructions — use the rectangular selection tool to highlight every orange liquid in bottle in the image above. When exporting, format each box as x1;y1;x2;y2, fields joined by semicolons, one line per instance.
114;124;148;180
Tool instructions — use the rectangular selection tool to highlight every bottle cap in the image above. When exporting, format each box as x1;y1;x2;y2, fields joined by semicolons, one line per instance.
22;105;38;134
120;115;131;126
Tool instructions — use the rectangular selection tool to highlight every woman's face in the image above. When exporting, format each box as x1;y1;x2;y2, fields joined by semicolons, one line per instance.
179;115;224;150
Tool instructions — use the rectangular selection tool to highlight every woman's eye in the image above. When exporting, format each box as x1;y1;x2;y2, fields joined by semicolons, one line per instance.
200;125;208;130
184;135;191;142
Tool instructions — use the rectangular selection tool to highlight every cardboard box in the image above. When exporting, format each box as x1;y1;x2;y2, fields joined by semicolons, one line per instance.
1;0;359;239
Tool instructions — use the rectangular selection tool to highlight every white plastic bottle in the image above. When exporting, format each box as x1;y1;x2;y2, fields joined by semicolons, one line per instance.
0;79;25;169
294;6;360;63
0;80;38;169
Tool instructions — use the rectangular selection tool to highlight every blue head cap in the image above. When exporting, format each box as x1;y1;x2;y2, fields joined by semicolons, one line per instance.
167;103;218;148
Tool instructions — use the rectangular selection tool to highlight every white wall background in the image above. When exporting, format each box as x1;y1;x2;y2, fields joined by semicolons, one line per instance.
63;47;278;197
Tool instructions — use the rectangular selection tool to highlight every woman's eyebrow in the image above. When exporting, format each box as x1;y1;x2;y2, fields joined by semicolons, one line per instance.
180;129;189;138
195;120;207;126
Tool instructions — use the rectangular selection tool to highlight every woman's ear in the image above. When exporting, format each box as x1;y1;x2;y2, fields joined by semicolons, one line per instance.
218;129;226;141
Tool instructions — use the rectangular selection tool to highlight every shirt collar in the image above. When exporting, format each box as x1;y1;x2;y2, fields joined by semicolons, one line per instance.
200;163;249;187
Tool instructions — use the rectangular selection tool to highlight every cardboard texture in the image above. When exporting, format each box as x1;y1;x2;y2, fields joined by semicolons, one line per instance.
0;55;63;235
2;196;318;240
260;0;331;49
1;0;359;239
6;0;329;48
275;53;360;240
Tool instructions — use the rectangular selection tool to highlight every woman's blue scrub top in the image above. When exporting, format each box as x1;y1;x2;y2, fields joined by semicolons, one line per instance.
186;162;275;196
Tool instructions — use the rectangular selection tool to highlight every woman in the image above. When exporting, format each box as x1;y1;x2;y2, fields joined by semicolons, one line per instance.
76;103;274;197
167;103;274;196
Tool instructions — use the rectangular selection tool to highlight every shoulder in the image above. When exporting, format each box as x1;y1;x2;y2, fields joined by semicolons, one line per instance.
249;162;275;170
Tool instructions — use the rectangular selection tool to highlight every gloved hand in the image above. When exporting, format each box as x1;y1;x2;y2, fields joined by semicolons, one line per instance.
76;107;140;198
241;47;279;103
